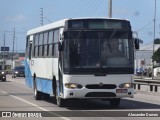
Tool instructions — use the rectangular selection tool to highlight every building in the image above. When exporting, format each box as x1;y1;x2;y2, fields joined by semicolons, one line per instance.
0;52;25;70
135;43;160;77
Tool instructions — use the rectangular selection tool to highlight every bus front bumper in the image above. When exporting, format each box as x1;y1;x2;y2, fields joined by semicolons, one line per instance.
63;87;134;99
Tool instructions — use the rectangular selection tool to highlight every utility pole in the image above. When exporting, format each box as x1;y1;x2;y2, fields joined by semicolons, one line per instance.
3;33;5;70
12;28;15;68
108;0;112;18
152;0;156;79
40;8;44;26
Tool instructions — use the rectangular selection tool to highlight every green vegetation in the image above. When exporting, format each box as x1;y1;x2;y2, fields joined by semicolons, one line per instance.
152;47;160;62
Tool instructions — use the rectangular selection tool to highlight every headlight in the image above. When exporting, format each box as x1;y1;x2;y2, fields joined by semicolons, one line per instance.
119;83;133;88
65;83;83;89
1;72;5;74
15;71;18;74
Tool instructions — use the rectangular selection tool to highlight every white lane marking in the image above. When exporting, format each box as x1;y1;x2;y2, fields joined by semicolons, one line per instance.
1;91;48;111
8;79;25;84
0;91;71;120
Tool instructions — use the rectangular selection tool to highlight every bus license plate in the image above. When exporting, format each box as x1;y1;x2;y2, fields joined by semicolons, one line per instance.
116;89;127;93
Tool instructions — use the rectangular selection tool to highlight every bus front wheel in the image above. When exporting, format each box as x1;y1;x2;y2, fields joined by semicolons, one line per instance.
52;77;57;103
109;98;121;107
57;97;66;107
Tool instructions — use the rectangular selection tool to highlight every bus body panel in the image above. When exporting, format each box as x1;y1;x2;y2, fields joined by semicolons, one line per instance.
25;59;33;88
36;78;53;94
62;74;134;99
25;57;59;94
25;18;136;106
28;58;58;79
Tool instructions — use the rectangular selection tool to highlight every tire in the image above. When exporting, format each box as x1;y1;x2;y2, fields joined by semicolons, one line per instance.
55;85;66;107
57;96;66;107
34;79;42;100
43;93;50;100
12;74;15;78
109;98;121;107
52;77;57;103
2;78;6;82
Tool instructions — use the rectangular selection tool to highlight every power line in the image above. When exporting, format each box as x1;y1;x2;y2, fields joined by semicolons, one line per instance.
79;0;95;16
134;27;160;33
67;0;88;18
84;0;100;17
61;0;86;18
135;20;153;32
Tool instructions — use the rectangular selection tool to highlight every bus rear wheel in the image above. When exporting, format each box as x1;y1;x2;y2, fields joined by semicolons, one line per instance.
34;79;42;100
34;86;42;100
43;93;50;100
109;98;121;107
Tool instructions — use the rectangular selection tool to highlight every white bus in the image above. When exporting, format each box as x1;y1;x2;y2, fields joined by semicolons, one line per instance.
25;18;139;107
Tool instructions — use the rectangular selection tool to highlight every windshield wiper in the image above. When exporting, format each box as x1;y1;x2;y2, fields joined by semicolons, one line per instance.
107;42;112;53
74;30;83;45
106;29;117;53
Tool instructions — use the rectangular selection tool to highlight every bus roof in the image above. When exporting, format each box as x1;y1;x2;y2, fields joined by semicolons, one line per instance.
27;17;129;35
27;19;67;35
69;17;128;21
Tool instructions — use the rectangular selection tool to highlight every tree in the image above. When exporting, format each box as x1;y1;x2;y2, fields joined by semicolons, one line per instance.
152;47;160;63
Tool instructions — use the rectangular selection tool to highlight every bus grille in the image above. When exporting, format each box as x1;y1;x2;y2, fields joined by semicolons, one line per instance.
86;84;116;89
85;92;116;97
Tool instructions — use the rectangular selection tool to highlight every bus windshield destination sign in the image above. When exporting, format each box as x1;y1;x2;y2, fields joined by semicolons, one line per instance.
67;19;130;29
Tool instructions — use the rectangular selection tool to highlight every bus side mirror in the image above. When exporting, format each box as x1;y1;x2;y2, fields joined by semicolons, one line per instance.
58;28;64;51
134;38;139;50
58;41;64;51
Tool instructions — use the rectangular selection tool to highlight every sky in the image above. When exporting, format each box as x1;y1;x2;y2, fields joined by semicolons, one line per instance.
0;0;160;52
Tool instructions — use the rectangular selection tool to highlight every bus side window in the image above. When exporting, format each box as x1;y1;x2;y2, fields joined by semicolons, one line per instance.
48;31;54;57
34;34;39;58
39;33;44;57
26;36;33;60
44;32;48;57
29;36;33;60
25;37;30;58
53;30;59;58
29;43;32;60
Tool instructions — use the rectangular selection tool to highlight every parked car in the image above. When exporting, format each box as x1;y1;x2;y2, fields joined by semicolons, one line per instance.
0;66;6;81
12;66;25;78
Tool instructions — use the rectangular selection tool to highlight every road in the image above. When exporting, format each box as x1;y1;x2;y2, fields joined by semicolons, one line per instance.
0;75;160;120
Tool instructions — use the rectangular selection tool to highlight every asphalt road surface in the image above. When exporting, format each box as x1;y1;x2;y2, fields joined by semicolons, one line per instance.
0;75;160;120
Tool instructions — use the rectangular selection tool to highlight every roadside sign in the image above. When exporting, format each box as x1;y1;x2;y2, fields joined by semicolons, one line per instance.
154;38;160;44
1;47;9;51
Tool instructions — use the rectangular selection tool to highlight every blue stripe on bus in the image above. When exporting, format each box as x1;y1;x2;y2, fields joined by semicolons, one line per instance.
25;60;53;95
25;60;60;96
25;60;33;88
36;77;53;94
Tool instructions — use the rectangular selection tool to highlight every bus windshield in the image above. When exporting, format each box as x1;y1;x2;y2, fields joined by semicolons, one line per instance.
15;66;24;71
64;30;133;69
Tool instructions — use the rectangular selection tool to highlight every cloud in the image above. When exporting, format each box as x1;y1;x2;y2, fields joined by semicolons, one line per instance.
5;15;27;22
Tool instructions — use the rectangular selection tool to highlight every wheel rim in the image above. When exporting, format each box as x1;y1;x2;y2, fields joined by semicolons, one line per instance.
34;86;37;97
